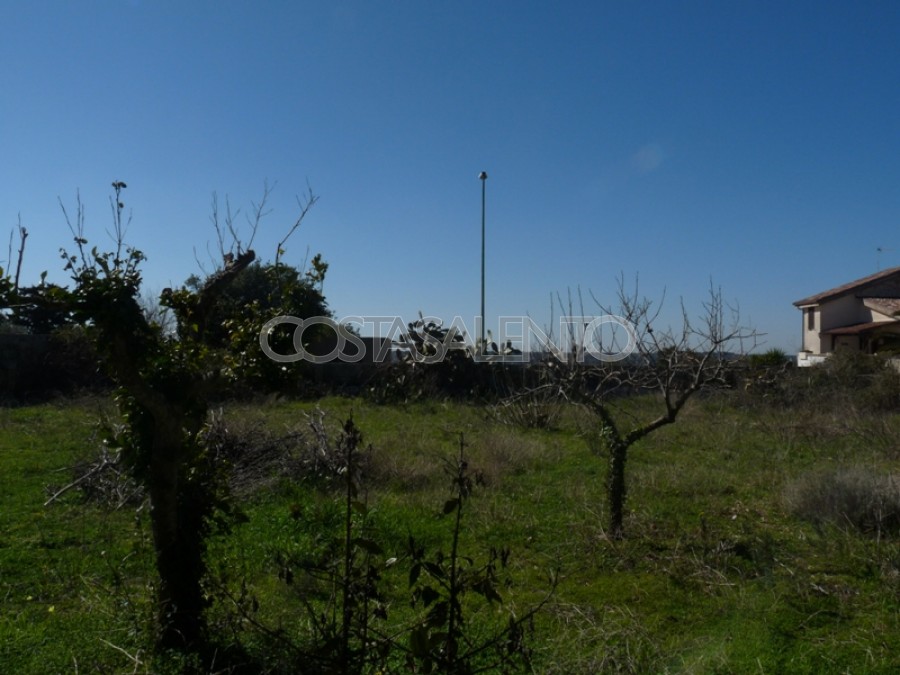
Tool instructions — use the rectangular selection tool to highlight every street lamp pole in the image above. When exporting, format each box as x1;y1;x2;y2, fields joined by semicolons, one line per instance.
479;171;488;351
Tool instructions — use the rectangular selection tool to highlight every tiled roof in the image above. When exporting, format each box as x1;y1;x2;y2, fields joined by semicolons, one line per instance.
821;320;899;335
793;267;900;306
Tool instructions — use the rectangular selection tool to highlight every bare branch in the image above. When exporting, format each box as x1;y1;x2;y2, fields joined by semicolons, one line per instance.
207;182;273;270
207;191;245;268
5;228;12;273
192;245;212;279
209;191;226;261
13;216;27;294
44;455;114;507
245;179;275;253
276;183;318;269
59;191;89;272
224;194;241;254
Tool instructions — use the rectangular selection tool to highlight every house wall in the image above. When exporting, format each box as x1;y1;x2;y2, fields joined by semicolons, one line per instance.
819;294;869;331
800;306;821;353
796;351;828;367
833;335;859;351
808;294;889;355
871;313;897;323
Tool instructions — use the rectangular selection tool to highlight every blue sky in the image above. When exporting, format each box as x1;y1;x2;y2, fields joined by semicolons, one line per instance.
2;1;899;352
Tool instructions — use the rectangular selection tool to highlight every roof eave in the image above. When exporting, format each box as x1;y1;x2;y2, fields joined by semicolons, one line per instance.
793;266;900;307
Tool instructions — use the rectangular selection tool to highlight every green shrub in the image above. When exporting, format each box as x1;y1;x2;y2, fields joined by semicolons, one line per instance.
747;347;789;369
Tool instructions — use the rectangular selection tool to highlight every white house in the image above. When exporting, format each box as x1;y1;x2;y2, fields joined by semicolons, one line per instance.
794;267;900;366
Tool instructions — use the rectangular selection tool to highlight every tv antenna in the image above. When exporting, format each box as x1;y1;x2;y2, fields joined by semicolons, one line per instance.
876;246;894;271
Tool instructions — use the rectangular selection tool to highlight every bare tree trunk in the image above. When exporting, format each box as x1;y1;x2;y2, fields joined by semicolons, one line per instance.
607;438;627;540
106;332;211;649
96;250;258;652
147;420;207;649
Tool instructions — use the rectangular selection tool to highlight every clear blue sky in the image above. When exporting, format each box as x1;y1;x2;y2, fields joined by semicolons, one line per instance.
2;1;899;352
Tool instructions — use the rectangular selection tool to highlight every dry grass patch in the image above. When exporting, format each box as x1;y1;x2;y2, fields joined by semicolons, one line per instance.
366;441;441;491
784;466;900;537
365;426;552;492
466;428;552;486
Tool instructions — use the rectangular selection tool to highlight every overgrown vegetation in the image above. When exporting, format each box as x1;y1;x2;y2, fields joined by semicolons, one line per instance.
1;182;327;655
2;378;899;672
4;184;900;672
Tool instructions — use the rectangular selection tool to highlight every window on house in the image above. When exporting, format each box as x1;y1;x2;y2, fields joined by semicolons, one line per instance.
807;308;816;331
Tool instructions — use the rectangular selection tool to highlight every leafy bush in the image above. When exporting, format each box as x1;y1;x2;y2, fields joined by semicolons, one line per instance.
0;326;108;401
747;347;790;368
45;324;109;392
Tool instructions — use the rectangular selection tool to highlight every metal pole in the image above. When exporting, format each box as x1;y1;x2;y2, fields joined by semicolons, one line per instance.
479;171;488;350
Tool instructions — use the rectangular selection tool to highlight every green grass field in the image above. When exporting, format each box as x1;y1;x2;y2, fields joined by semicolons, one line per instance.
1;392;898;673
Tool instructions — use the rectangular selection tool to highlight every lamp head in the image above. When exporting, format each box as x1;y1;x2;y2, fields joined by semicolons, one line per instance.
478;171;488;180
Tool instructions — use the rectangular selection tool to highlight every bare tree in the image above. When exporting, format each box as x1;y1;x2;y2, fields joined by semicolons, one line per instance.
560;276;757;539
